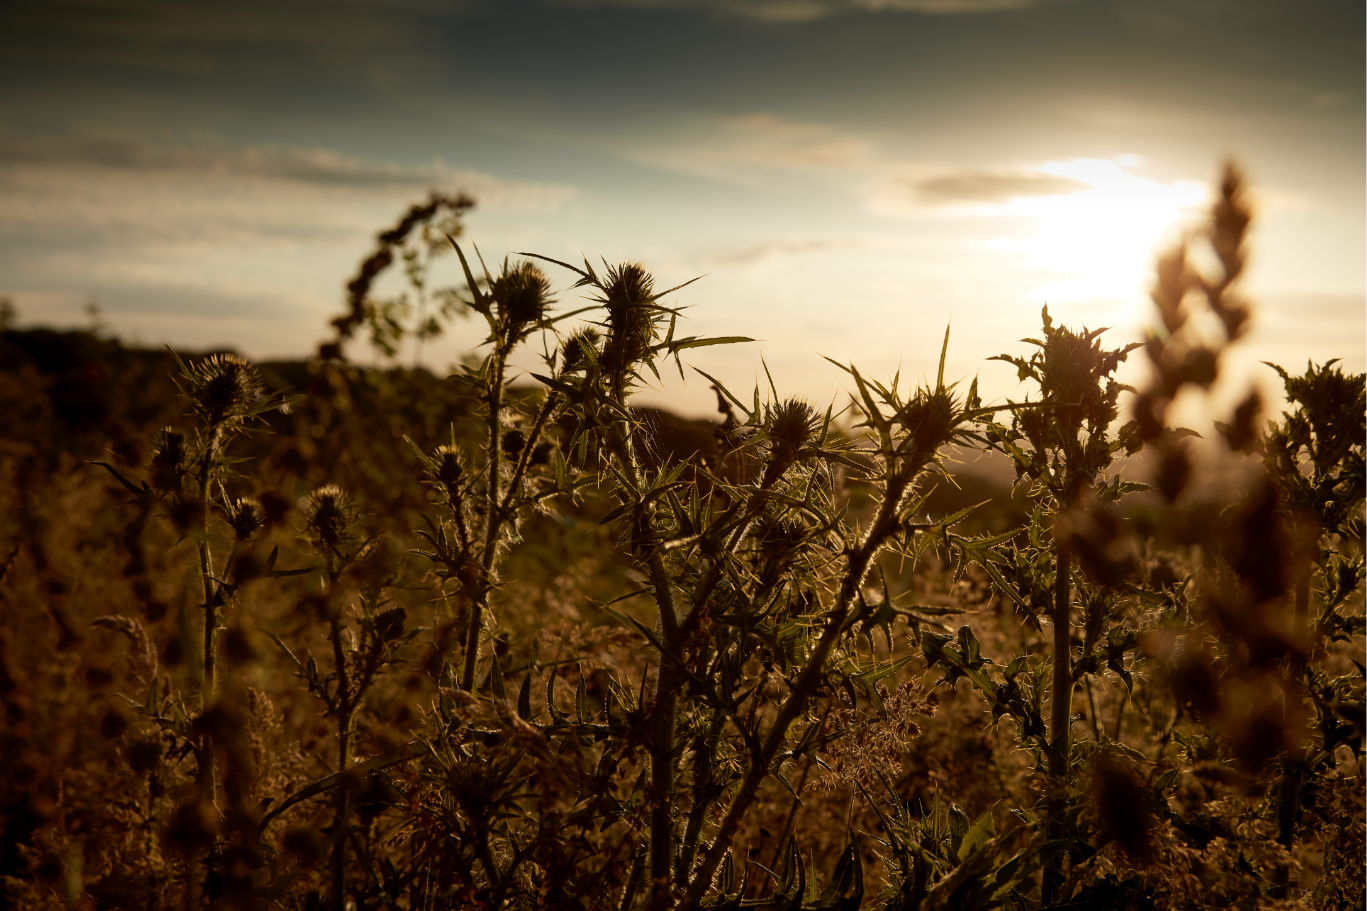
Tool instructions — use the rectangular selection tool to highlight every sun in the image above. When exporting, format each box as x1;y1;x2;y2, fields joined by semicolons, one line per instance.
994;158;1208;313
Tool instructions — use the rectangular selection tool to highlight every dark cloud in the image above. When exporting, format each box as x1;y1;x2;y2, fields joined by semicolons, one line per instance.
554;0;1070;22
912;170;1086;204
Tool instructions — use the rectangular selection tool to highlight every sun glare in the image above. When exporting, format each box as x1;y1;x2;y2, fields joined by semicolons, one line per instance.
991;158;1208;315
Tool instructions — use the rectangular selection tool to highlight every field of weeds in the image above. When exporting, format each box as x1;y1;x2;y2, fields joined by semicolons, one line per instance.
0;168;1361;911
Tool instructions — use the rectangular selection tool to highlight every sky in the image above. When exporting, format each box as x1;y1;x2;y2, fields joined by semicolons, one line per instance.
1;0;1362;419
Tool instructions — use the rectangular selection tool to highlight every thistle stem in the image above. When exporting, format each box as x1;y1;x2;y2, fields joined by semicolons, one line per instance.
196;445;218;802
462;351;508;691
1273;565;1312;898
1043;537;1072;905
331;604;354;911
682;462;917;909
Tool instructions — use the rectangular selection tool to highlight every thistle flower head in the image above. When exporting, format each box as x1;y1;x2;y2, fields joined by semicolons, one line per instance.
492;261;553;331
183;353;264;429
149;427;187;493
302;485;358;547
899;388;958;457
226;497;266;541
766;398;818;464
560;327;601;373
601;262;657;379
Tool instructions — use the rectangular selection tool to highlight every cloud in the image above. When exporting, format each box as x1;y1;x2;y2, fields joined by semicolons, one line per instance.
0;0;464;75
910;169;1088;204
0;131;576;244
629;113;874;186
701;237;863;265
555;0;1069;22
0;133;573;200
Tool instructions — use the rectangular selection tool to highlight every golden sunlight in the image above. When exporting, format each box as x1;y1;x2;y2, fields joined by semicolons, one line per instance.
992;158;1208;314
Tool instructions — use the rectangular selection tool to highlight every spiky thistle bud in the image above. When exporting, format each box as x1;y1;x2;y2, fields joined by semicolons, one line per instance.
182;353;264;429
302;485;358;547
601;262;656;381
899;388;957;458
560;327;601;373
226;497;266;541
149;427;186;493
492;261;553;332
766;398;817;466
426;445;465;502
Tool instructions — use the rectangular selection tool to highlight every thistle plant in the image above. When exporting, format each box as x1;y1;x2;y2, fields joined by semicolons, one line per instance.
41;171;1360;911
98;354;286;793
91;350;295;907
1258;358;1365;897
404;246;586;695
967;309;1143;901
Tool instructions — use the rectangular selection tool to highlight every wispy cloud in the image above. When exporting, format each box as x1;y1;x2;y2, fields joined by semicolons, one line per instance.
628;113;874;186
910;170;1087;204
0;131;576;244
700;236;865;266
632;113;1100;217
